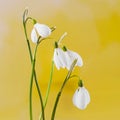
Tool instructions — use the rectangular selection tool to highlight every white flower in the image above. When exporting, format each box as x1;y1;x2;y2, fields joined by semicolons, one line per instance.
63;48;83;70
72;87;90;110
53;48;67;70
31;23;51;43
31;28;38;43
53;41;83;70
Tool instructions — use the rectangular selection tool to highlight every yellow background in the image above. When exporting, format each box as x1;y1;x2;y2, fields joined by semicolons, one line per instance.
0;0;120;120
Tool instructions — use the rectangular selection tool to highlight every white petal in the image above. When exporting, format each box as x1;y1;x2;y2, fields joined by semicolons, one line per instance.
67;50;83;67
53;49;60;70
64;51;72;70
72;87;90;110
53;49;63;70
34;23;51;38
73;88;86;109
73;89;78;106
71;51;83;66
57;48;67;68
83;87;90;104
31;28;38;43
64;50;78;70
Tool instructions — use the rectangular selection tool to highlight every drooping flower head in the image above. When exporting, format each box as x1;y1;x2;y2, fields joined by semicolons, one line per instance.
53;42;67;70
31;23;51;43
72;80;90;110
62;46;83;70
53;32;83;70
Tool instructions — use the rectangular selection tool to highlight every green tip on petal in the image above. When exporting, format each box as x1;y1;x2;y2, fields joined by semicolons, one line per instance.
78;80;83;87
62;46;67;51
54;41;58;48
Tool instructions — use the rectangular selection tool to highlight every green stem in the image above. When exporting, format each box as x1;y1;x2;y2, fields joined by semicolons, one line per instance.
44;61;54;107
51;91;61;120
29;44;38;120
23;14;33;61
29;58;35;120
51;59;77;120
23;10;45;120
39;61;54;120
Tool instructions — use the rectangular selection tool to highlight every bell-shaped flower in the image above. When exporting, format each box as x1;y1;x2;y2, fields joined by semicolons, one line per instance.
31;23;51;43
63;46;83;70
72;81;90;110
53;42;67;70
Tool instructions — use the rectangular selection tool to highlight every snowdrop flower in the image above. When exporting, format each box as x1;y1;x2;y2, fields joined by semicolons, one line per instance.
53;42;67;70
72;80;90;110
63;46;83;70
31;23;51;43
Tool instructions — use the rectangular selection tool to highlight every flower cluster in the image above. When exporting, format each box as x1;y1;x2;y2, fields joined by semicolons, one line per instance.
30;21;90;110
53;42;83;70
23;9;90;120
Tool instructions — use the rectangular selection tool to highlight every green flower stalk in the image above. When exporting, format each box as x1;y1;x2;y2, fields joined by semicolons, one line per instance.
44;61;54;108
51;59;77;120
23;8;90;120
23;9;45;120
23;9;56;120
39;61;54;120
29;43;38;120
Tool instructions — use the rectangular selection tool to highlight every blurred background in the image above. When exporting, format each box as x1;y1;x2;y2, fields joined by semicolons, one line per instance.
0;0;120;120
